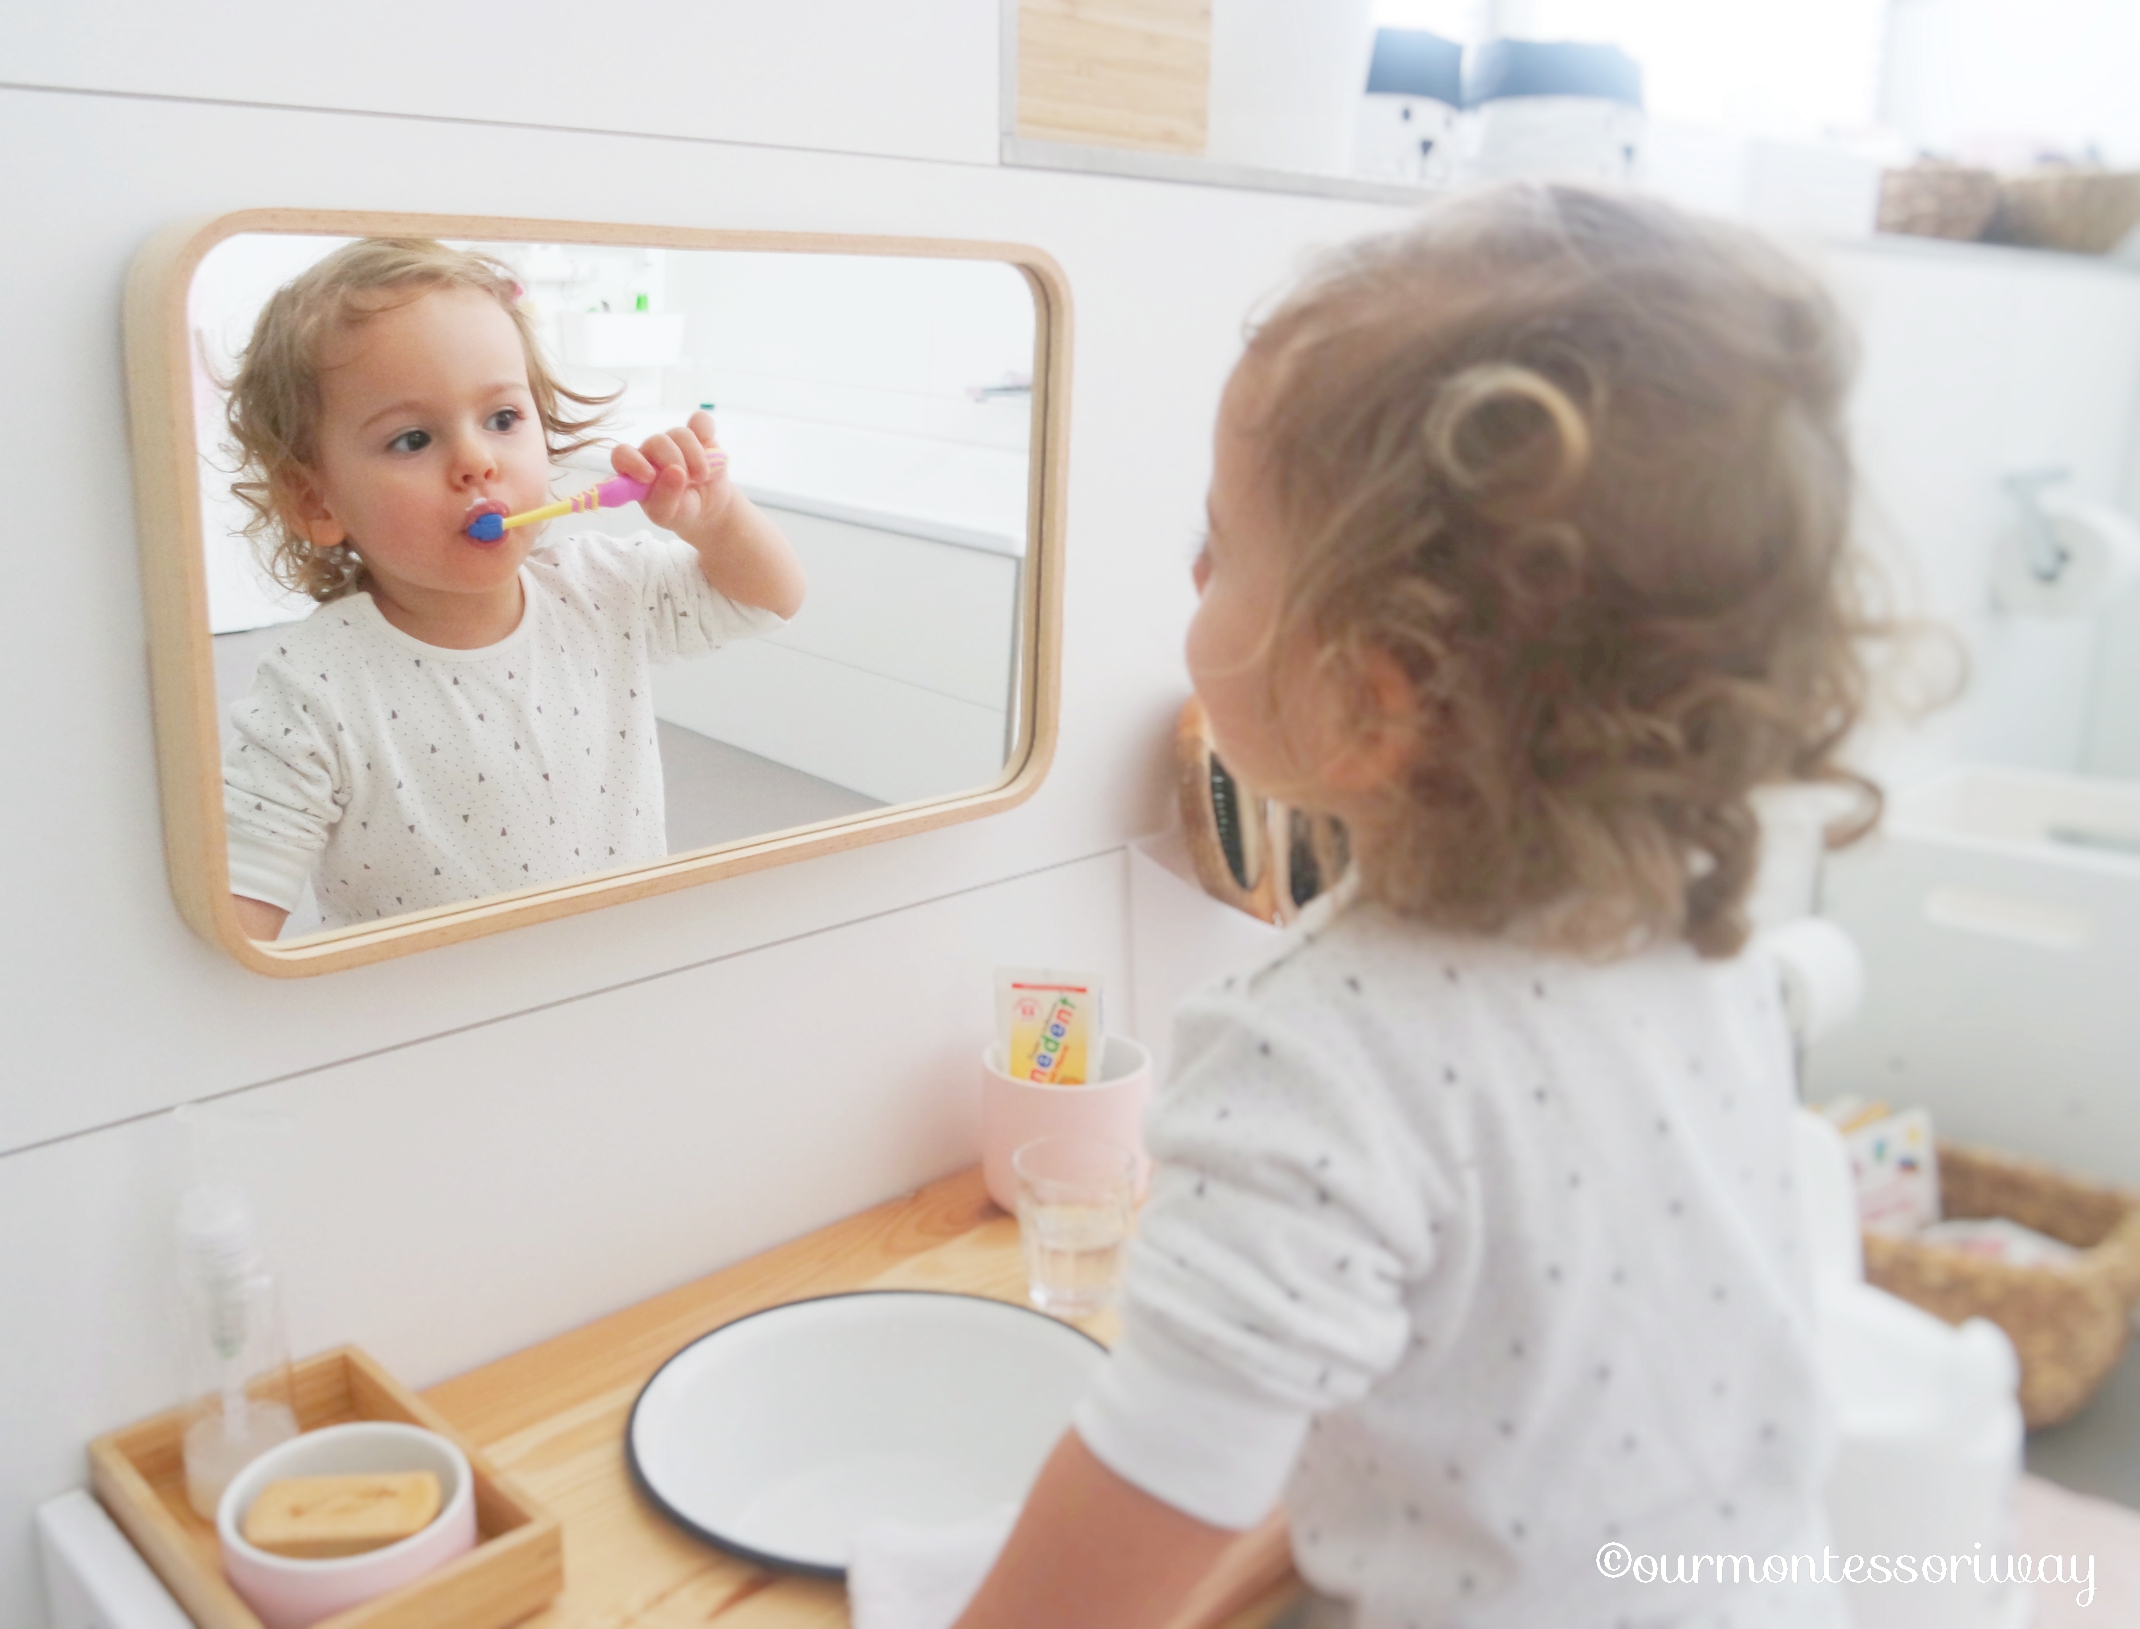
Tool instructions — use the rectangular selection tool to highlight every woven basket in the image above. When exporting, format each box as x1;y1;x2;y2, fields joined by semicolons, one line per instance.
1863;1141;2140;1427
1878;163;2001;241
1986;169;2140;255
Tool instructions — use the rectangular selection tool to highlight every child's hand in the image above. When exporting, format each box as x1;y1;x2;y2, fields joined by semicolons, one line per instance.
615;410;733;545
616;409;806;619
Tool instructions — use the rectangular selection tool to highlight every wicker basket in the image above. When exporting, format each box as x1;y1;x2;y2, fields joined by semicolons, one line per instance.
1862;1141;2140;1427
1986;169;2140;255
1878;162;2002;241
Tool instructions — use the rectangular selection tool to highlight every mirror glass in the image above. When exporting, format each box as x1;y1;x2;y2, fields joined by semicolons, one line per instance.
188;234;1039;940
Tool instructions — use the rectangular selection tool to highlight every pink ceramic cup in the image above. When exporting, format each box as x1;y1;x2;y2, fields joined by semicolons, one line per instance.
981;1034;1153;1214
216;1421;477;1629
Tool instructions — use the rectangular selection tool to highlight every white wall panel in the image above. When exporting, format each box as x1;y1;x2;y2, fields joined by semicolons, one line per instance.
752;512;1021;708
5;0;1003;166
655;641;1008;804
0;85;1404;1157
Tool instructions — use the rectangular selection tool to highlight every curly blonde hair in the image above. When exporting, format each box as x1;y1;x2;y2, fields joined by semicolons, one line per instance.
223;238;613;601
1247;184;1881;959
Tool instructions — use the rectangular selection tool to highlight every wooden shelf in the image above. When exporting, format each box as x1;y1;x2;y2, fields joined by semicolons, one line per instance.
415;1166;1300;1627
1000;0;1427;206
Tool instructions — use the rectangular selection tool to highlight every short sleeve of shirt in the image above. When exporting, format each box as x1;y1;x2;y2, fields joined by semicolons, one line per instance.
1074;959;1443;1528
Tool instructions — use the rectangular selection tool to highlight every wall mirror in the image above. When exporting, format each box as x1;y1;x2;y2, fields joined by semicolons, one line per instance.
127;211;1068;976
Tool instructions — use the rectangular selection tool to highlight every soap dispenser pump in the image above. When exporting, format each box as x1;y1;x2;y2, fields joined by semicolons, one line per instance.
178;1185;299;1519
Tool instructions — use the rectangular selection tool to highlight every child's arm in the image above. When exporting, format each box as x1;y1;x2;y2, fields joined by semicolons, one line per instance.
951;1428;1239;1629
232;895;290;941
614;411;807;619
225;656;343;942
956;988;1433;1627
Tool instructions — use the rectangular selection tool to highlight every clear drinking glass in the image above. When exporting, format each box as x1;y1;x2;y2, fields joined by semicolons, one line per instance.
1013;1135;1138;1318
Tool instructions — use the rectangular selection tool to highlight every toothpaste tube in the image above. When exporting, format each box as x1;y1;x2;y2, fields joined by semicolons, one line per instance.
997;967;1105;1086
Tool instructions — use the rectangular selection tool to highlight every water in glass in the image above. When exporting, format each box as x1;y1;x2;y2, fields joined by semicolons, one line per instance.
1020;1199;1129;1316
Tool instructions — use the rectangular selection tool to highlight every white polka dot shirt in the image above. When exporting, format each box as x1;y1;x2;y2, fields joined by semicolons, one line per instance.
223;531;779;929
1075;890;1843;1628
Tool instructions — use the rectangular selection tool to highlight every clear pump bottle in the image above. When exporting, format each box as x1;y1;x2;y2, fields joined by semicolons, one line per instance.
178;1185;300;1519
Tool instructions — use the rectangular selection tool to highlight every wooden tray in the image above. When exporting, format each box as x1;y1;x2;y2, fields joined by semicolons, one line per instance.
88;1345;563;1629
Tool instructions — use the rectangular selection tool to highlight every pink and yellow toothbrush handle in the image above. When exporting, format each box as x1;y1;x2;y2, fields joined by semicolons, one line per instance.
466;473;651;541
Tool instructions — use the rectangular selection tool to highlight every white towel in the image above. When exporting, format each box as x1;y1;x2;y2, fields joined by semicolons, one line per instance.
847;1505;1018;1629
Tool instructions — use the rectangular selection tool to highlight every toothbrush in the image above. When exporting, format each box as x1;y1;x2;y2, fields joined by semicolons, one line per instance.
466;473;652;541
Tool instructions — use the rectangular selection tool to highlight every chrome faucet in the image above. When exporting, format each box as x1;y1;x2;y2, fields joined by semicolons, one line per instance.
2002;467;2074;584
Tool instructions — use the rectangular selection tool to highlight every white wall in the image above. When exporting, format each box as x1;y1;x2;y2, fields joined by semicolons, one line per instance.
6;0;1004;166
1886;0;2140;165
671;251;1040;450
0;16;1409;1624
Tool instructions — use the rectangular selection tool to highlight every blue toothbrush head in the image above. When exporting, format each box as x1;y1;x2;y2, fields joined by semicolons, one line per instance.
467;511;506;542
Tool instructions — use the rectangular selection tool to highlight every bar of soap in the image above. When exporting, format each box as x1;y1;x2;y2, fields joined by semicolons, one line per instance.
242;1472;442;1559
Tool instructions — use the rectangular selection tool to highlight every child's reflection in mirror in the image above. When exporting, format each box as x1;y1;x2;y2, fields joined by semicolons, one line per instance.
217;239;806;940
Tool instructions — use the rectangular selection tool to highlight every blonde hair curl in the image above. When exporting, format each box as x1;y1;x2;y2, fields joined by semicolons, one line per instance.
1247;183;1883;959
222;238;613;602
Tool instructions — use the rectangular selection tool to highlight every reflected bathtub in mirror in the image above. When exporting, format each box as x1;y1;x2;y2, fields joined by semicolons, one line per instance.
127;211;1068;975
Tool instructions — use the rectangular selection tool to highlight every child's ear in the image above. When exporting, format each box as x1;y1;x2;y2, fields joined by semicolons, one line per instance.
277;467;347;550
1319;646;1419;795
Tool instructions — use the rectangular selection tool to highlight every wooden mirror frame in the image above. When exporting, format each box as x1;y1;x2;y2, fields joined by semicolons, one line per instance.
126;209;1069;977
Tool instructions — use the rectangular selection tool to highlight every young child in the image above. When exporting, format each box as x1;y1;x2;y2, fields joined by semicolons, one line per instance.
954;186;1873;1627
218;239;805;938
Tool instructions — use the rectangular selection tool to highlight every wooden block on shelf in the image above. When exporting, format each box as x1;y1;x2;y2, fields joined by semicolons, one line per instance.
1018;0;1211;156
88;1345;563;1629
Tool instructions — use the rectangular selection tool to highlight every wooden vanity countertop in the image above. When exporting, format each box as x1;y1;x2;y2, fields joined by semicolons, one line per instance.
420;1166;1299;1629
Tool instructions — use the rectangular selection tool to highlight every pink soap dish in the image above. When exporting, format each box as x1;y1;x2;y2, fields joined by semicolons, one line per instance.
217;1422;477;1629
